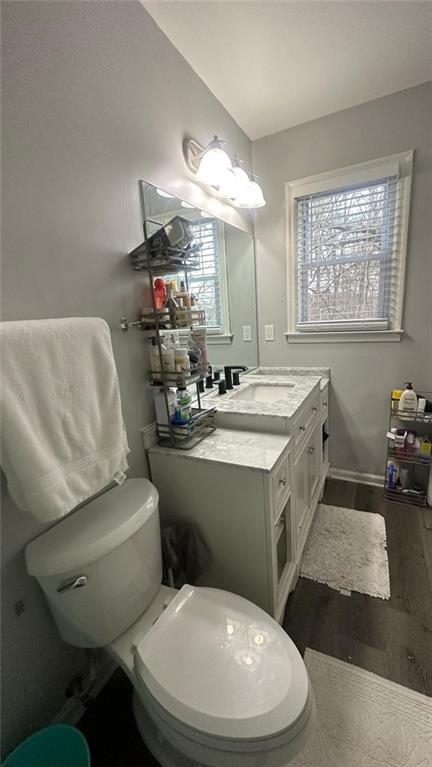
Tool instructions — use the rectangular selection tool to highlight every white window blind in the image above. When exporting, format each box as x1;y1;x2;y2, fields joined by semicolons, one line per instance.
286;152;413;338
188;218;224;331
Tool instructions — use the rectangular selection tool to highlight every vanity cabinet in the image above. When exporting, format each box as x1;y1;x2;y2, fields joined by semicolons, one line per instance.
294;420;322;560
148;429;295;623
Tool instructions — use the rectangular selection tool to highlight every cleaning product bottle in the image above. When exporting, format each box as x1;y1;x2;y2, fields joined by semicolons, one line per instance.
154;388;176;425
174;386;192;424
399;382;417;415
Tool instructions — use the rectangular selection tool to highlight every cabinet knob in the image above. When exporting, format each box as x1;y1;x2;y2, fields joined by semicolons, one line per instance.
308;446;315;455
299;425;306;432
279;478;287;487
323;401;328;407
312;406;318;412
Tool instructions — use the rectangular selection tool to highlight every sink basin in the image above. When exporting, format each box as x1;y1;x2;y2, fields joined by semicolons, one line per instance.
229;382;296;403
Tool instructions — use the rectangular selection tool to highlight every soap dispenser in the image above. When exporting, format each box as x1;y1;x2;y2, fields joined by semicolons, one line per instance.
399;382;417;414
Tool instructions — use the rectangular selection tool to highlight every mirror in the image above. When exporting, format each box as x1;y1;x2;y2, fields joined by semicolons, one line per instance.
140;181;258;369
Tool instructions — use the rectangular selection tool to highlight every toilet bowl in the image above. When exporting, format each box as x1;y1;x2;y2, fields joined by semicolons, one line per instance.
26;479;314;766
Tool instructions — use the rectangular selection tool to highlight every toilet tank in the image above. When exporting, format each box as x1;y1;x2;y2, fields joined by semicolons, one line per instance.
25;479;162;647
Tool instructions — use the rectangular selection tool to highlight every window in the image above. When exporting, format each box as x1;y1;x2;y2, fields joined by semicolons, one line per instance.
166;217;230;337
286;152;413;342
189;218;226;332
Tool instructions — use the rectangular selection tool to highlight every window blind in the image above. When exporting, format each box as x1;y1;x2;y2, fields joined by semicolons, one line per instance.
295;176;403;331
188;218;223;330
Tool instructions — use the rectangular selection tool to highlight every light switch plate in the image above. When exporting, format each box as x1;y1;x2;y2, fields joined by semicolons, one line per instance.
264;324;274;341
242;325;252;341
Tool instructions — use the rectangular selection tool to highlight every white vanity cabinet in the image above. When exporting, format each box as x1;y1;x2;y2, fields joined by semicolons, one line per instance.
148;429;295;622
294;420;322;560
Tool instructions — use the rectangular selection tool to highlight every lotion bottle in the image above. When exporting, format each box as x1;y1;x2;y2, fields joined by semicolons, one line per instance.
399;382;417;414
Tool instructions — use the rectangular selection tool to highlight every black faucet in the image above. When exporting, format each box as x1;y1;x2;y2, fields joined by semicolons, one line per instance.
223;365;248;390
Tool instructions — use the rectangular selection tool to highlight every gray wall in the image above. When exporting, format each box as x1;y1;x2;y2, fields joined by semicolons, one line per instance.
0;1;251;754
253;83;432;477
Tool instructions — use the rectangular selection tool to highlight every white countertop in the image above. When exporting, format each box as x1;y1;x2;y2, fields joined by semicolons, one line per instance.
149;428;291;472
248;367;330;391
207;374;321;419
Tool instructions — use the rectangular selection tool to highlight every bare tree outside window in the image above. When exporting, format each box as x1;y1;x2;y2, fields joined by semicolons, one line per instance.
297;177;397;326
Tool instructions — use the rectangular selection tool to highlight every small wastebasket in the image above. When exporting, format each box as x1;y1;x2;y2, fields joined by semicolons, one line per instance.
2;724;90;767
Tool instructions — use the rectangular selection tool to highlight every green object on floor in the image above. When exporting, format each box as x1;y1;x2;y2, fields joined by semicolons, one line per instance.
2;724;90;767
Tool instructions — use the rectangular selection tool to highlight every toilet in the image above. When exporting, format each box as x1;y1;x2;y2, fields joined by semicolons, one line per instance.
25;478;314;766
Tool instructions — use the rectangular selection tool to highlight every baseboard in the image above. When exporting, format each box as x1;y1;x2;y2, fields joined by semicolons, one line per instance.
329;467;384;488
51;655;117;726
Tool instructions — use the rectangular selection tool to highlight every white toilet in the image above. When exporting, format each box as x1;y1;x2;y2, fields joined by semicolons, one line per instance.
25;478;314;766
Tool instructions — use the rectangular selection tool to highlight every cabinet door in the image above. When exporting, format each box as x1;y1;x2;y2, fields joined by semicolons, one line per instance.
294;447;309;533
307;423;322;503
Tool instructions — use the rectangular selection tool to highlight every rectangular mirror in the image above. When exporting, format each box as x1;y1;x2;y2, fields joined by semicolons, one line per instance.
140;181;258;369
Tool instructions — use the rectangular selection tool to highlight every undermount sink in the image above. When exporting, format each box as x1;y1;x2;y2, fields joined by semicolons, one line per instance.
229;382;296;403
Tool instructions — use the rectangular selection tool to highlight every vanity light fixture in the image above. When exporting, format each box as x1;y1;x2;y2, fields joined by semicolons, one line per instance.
184;136;266;209
180;200;194;209
235;172;266;209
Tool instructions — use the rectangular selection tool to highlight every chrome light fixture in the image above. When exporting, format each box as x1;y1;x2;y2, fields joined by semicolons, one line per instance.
185;136;266;209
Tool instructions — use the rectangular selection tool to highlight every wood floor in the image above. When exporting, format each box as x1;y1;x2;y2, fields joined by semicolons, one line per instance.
78;479;432;765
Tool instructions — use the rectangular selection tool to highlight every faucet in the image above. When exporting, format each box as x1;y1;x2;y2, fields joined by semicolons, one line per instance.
223;365;248;390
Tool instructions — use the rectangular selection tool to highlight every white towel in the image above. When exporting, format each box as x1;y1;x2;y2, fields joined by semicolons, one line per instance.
0;317;130;522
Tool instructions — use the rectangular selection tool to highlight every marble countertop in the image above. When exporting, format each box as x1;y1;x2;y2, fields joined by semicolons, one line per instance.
248;367;330;390
207;374;321;419
149;428;291;472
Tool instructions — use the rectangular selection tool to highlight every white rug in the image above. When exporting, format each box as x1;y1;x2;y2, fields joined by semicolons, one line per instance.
291;649;432;767
300;504;390;599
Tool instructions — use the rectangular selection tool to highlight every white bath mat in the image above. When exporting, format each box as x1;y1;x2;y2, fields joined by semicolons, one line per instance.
291;649;432;767
300;504;390;599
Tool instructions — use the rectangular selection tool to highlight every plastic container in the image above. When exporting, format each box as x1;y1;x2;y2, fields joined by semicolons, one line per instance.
153;278;166;310
391;389;403;412
173;387;192;424
1;724;90;767
154;388;176;425
400;382;417;414
174;348;191;374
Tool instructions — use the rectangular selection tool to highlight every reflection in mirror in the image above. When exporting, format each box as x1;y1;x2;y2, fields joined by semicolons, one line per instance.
141;182;258;368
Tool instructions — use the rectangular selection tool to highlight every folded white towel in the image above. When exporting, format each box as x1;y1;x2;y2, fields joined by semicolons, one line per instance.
0;317;130;522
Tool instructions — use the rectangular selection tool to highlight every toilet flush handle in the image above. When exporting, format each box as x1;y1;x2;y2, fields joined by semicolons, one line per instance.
57;575;88;593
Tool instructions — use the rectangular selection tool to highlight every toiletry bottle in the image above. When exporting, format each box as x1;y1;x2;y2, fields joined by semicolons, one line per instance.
174;386;192;424
417;397;426;415
161;342;175;373
154;388;176;425
154;278;166;311
175;347;191;374
391;389;403;413
164;284;179;327
191;328;208;375
150;340;163;373
399;382;417;415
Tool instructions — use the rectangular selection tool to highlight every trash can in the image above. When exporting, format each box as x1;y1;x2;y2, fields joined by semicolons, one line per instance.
2;724;90;767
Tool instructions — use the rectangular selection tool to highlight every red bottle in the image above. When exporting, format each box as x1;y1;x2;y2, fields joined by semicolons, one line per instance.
154;278;166;310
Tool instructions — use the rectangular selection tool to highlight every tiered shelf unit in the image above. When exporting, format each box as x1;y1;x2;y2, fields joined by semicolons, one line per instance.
384;397;432;508
122;215;216;450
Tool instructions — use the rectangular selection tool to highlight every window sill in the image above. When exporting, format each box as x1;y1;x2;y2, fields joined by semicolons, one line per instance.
285;329;404;343
207;333;233;345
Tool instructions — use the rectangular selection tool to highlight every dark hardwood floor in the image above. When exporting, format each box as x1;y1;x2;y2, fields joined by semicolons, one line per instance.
78;479;432;765
283;480;432;697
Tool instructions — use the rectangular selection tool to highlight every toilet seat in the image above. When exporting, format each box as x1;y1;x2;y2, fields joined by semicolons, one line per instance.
134;584;310;748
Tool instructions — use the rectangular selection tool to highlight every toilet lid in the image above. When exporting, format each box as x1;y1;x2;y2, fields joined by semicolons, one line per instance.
134;585;309;741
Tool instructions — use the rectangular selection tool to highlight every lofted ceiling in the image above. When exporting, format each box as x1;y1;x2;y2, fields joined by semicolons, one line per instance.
143;1;432;140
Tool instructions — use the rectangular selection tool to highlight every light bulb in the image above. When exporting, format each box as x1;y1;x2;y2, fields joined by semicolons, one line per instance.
196;136;233;188
235;173;266;209
217;167;238;198
181;201;194;209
